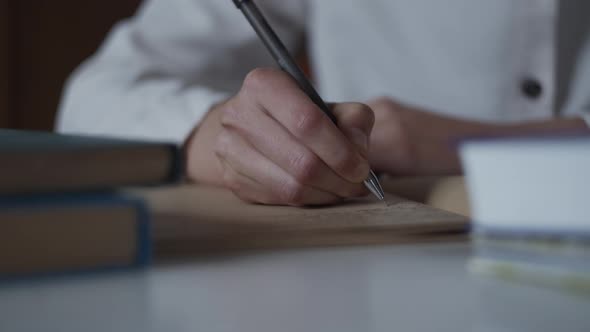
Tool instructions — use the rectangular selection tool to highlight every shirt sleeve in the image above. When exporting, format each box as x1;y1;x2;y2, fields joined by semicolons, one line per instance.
56;0;307;144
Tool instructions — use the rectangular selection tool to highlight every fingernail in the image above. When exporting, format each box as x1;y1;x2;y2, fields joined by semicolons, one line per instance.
350;128;369;153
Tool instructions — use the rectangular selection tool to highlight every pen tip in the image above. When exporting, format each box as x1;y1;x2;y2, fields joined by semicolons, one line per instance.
367;183;385;201
365;170;385;200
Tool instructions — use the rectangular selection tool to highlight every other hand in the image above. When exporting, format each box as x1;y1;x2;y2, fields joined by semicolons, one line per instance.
366;97;493;175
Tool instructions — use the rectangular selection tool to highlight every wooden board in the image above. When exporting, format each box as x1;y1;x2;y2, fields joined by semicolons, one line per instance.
133;184;469;255
380;176;471;217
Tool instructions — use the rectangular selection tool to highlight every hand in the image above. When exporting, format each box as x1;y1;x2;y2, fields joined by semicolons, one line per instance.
366;97;493;175
366;97;589;176
186;68;374;206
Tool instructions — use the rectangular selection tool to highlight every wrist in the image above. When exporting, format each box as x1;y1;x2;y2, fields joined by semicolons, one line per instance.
184;101;228;185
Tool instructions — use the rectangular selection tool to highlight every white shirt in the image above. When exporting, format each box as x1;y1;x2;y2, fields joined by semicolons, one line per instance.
57;0;590;144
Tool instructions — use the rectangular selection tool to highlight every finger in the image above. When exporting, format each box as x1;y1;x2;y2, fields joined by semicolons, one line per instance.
331;102;375;158
215;130;343;206
240;68;370;183
217;158;264;204
219;159;342;206
220;102;366;198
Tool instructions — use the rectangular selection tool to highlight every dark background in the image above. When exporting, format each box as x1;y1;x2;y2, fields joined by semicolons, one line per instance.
0;0;141;130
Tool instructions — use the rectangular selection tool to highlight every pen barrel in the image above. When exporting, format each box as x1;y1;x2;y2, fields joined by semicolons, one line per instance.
235;0;385;200
237;0;338;124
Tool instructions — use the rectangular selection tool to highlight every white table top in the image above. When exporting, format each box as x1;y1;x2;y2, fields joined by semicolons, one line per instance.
1;242;588;332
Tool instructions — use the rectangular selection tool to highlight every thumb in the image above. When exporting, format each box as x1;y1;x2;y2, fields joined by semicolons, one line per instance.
331;102;375;158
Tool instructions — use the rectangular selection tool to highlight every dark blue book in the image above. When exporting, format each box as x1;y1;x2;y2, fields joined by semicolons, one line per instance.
0;129;182;195
0;193;150;278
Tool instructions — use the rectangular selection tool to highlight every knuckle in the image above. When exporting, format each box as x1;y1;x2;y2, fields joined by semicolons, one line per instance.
293;105;322;137
219;100;243;128
278;179;306;205
213;131;232;158
242;67;274;92
290;152;321;184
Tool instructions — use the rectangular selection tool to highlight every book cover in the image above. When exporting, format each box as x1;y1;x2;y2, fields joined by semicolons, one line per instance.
0;192;151;279
0;129;183;195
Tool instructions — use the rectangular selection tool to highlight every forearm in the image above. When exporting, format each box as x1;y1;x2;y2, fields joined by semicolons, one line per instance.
446;116;589;174
494;117;588;134
368;97;590;176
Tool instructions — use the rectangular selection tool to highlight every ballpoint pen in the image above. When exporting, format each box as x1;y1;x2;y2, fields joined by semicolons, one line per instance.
232;0;385;200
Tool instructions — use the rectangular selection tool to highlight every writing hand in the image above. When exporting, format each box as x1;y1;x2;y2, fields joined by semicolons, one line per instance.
187;68;374;206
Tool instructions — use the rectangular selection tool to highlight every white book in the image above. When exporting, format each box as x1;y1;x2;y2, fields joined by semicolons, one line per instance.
459;134;590;234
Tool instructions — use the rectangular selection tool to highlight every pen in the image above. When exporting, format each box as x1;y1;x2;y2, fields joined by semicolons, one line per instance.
232;0;385;200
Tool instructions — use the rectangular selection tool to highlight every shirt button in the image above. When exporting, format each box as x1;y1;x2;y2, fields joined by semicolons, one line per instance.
521;79;543;99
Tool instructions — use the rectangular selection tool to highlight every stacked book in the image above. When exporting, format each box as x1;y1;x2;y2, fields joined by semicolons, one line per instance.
0;129;181;278
1;131;470;279
460;134;590;293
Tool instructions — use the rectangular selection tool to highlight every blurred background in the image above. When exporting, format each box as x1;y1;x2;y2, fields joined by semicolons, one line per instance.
0;0;140;131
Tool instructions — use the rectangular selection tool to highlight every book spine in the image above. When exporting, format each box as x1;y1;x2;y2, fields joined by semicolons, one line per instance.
0;194;152;282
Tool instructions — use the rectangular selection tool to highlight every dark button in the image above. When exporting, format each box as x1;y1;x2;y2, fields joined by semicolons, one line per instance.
521;79;543;99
